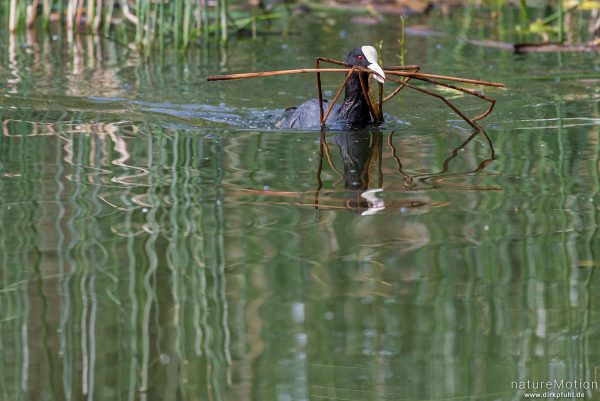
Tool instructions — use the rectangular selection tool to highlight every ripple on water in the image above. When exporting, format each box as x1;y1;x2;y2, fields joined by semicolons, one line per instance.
3;18;600;401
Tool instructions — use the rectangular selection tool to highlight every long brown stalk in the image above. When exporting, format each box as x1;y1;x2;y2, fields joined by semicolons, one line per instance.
378;82;383;118
207;62;503;128
315;59;325;123
322;68;356;123
208;67;501;87
408;75;497;121
384;65;421;70
383;66;420;102
386;75;480;130
386;71;504;87
207;68;352;81
316;57;350;67
359;74;381;123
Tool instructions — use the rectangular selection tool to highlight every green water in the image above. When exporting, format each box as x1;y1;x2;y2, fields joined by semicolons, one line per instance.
2;8;600;401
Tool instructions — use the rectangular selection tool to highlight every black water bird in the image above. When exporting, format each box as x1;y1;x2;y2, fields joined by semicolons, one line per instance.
277;46;385;129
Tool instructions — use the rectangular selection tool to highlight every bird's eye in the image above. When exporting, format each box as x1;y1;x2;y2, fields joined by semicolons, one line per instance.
357;55;364;60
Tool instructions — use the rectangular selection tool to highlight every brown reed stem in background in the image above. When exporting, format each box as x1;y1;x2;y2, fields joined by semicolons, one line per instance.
9;0;18;32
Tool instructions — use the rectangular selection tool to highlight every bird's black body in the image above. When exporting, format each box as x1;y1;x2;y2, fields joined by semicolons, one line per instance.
277;46;384;129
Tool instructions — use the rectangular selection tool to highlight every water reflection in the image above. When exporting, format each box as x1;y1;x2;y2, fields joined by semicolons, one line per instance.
319;130;384;215
2;96;600;401
316;128;497;215
2;12;600;401
7;32;21;93
387;128;498;190
0;117;228;400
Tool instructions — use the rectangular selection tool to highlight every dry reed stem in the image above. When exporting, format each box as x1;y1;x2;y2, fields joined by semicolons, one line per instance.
207;68;352;81
386;75;481;130
383;66;420;102
207;63;503;128
386;71;504;87
323;68;356;123
9;0;17;32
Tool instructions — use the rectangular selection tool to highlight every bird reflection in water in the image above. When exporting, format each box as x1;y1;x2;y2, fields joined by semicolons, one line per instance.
324;130;385;215
315;128;496;215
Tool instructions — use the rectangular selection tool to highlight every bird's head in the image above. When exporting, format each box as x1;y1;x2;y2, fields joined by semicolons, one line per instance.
346;46;385;84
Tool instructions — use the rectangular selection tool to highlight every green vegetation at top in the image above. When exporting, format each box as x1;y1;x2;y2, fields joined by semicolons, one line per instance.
2;0;287;49
2;0;599;52
511;0;600;43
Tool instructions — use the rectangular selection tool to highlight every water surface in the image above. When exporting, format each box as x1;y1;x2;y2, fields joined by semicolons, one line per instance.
1;8;600;401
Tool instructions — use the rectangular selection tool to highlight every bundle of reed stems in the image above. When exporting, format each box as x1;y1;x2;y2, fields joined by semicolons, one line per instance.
4;0;236;48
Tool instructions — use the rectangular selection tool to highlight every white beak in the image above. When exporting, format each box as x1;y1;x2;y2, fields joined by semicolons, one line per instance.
368;62;385;84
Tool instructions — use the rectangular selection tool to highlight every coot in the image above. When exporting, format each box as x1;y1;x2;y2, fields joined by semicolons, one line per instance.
277;46;385;129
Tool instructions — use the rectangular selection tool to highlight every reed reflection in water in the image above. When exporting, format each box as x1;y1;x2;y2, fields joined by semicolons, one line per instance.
2;15;600;401
0;115;231;400
3;109;600;401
